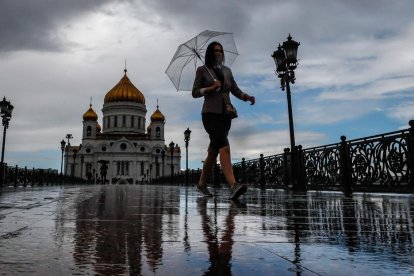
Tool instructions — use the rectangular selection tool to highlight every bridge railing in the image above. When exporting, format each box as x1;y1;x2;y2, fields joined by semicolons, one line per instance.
0;165;86;188
154;120;414;195
3;121;412;195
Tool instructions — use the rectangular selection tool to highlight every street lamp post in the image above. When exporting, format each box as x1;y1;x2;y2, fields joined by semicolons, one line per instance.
149;164;153;183
272;34;300;152
0;97;14;187
169;141;175;184
184;128;191;186
60;140;66;175
65;134;73;178
80;155;84;182
272;34;302;189
161;148;165;184
155;155;159;178
60;139;66;184
72;149;77;179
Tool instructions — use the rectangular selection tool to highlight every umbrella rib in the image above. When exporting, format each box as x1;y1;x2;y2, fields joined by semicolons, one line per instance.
183;44;203;62
224;50;238;55
176;51;196;90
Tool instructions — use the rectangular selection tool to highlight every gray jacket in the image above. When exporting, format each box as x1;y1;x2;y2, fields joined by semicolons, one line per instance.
192;65;249;114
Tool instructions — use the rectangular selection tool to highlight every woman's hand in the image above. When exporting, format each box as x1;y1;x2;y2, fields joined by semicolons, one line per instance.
209;79;221;92
248;95;255;105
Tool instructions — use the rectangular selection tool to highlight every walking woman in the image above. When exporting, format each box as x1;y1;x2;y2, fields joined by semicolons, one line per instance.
192;41;255;199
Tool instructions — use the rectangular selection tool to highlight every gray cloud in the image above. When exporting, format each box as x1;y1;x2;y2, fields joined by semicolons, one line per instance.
0;0;116;52
1;0;414;170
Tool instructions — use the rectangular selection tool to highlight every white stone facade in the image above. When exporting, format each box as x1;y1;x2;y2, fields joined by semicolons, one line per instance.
63;71;181;184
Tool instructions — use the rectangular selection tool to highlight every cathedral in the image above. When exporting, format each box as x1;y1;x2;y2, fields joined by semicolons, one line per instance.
64;69;181;184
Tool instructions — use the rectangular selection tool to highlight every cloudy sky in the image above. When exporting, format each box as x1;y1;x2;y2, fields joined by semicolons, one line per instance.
0;0;413;171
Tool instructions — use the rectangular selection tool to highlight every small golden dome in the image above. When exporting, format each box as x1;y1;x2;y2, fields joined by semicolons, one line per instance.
83;104;98;121
104;70;145;104
150;107;165;122
96;122;101;132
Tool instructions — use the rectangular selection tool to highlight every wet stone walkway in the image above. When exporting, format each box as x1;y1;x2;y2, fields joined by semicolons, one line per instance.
0;184;413;275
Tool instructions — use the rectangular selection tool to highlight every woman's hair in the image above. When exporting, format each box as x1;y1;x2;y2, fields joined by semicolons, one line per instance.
204;41;225;67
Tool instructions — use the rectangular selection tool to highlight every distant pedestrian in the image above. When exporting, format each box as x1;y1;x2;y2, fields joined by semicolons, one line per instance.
192;41;255;199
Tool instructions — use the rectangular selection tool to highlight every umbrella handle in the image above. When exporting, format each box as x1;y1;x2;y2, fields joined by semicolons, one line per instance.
204;66;222;92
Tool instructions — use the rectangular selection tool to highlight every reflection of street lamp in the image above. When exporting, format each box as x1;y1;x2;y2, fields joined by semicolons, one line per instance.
272;34;300;152
184;127;191;186
169;141;175;184
0;97;13;187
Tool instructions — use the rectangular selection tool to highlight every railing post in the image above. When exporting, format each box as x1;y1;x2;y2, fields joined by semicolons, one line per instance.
39;169;44;186
24;166;27;187
292;145;306;191
31;167;35;186
259;154;265;189
241;158;246;184
14;165;18;187
340;135;353;196
283;148;291;188
408;120;414;192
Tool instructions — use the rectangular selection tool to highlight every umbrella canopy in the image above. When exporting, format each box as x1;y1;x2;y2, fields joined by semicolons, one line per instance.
165;30;238;91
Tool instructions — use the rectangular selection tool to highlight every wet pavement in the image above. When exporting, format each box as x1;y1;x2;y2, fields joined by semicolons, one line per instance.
0;185;413;275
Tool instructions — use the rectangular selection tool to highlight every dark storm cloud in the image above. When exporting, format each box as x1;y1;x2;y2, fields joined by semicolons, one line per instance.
143;0;414;40
0;0;118;52
140;0;255;33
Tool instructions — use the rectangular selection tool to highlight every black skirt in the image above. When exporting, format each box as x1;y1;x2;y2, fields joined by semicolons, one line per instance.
202;113;231;151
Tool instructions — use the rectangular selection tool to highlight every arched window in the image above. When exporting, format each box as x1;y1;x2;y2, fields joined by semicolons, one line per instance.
87;126;92;136
156;127;161;138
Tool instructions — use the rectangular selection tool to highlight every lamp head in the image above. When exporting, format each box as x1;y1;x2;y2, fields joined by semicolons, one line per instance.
60;139;66;150
272;44;287;73
282;34;300;70
169;141;175;150
184;127;191;141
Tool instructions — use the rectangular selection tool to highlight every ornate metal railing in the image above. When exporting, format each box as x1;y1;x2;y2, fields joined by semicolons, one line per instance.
0;164;86;189
156;120;414;195
233;153;287;189
6;121;410;195
303;142;342;190
348;129;411;192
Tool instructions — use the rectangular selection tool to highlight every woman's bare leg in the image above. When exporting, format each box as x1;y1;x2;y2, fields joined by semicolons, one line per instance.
219;144;236;187
198;146;219;186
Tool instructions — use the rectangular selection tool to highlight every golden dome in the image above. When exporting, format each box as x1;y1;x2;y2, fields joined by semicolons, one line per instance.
96;122;102;132
104;70;145;104
150;107;165;122
83;104;98;121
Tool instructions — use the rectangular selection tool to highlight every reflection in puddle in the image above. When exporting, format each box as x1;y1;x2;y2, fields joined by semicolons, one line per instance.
22;186;414;275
